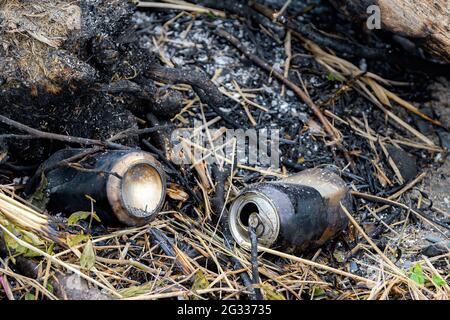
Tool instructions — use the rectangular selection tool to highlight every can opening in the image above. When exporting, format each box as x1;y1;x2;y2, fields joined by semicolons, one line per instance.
229;192;280;248
121;163;163;217
239;202;259;228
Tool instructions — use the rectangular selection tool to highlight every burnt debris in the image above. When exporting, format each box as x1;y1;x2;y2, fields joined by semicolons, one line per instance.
0;0;183;163
0;0;449;301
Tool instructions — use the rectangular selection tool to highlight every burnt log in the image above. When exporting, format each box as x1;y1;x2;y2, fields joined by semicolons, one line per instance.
330;0;450;63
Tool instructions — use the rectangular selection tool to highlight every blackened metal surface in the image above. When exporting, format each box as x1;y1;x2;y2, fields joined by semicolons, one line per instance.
229;168;351;253
33;148;166;226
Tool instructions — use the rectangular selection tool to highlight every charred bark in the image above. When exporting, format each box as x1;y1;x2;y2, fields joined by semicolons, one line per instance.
0;0;182;163
329;0;450;63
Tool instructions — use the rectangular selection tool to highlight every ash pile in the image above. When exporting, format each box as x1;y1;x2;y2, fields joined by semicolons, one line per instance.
0;0;449;300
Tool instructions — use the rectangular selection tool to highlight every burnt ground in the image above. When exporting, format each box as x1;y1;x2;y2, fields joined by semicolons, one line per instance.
0;0;449;300
134;0;450;263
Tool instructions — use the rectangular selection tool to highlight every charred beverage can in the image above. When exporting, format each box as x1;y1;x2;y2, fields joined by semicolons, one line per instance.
228;168;351;252
33;149;166;227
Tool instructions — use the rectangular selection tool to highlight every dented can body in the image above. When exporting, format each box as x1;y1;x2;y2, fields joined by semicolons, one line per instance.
229;168;351;252
35;149;166;226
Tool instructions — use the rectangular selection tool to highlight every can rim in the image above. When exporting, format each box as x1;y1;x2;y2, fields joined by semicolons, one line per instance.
228;190;280;248
106;152;166;226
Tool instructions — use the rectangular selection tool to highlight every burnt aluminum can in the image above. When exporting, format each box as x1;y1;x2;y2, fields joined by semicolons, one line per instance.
35;149;166;226
228;168;351;252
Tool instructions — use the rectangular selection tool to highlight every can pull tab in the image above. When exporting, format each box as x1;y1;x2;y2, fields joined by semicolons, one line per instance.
248;213;259;228
248;213;265;238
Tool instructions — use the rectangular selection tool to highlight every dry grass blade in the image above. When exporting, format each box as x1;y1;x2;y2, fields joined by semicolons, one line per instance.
0;188;65;244
257;246;375;286
300;38;440;145
137;1;226;17
0;224;122;298
384;89;442;127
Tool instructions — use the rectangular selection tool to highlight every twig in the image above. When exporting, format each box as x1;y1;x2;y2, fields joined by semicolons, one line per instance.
137;1;226;17
281;30;292;96
273;0;292;21
96;256;164;275
0;134;35;140
351;191;450;233
148;228;190;275
146;65;243;128
190;0;285;38
124;287;241;300
257;246;376;286
214;29;335;141
248;214;263;300
222;233;260;300
340;204;398;271
250;2;450;76
0;115;128;150
107;125;173;142
0;274;14;300
339;204;431;296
